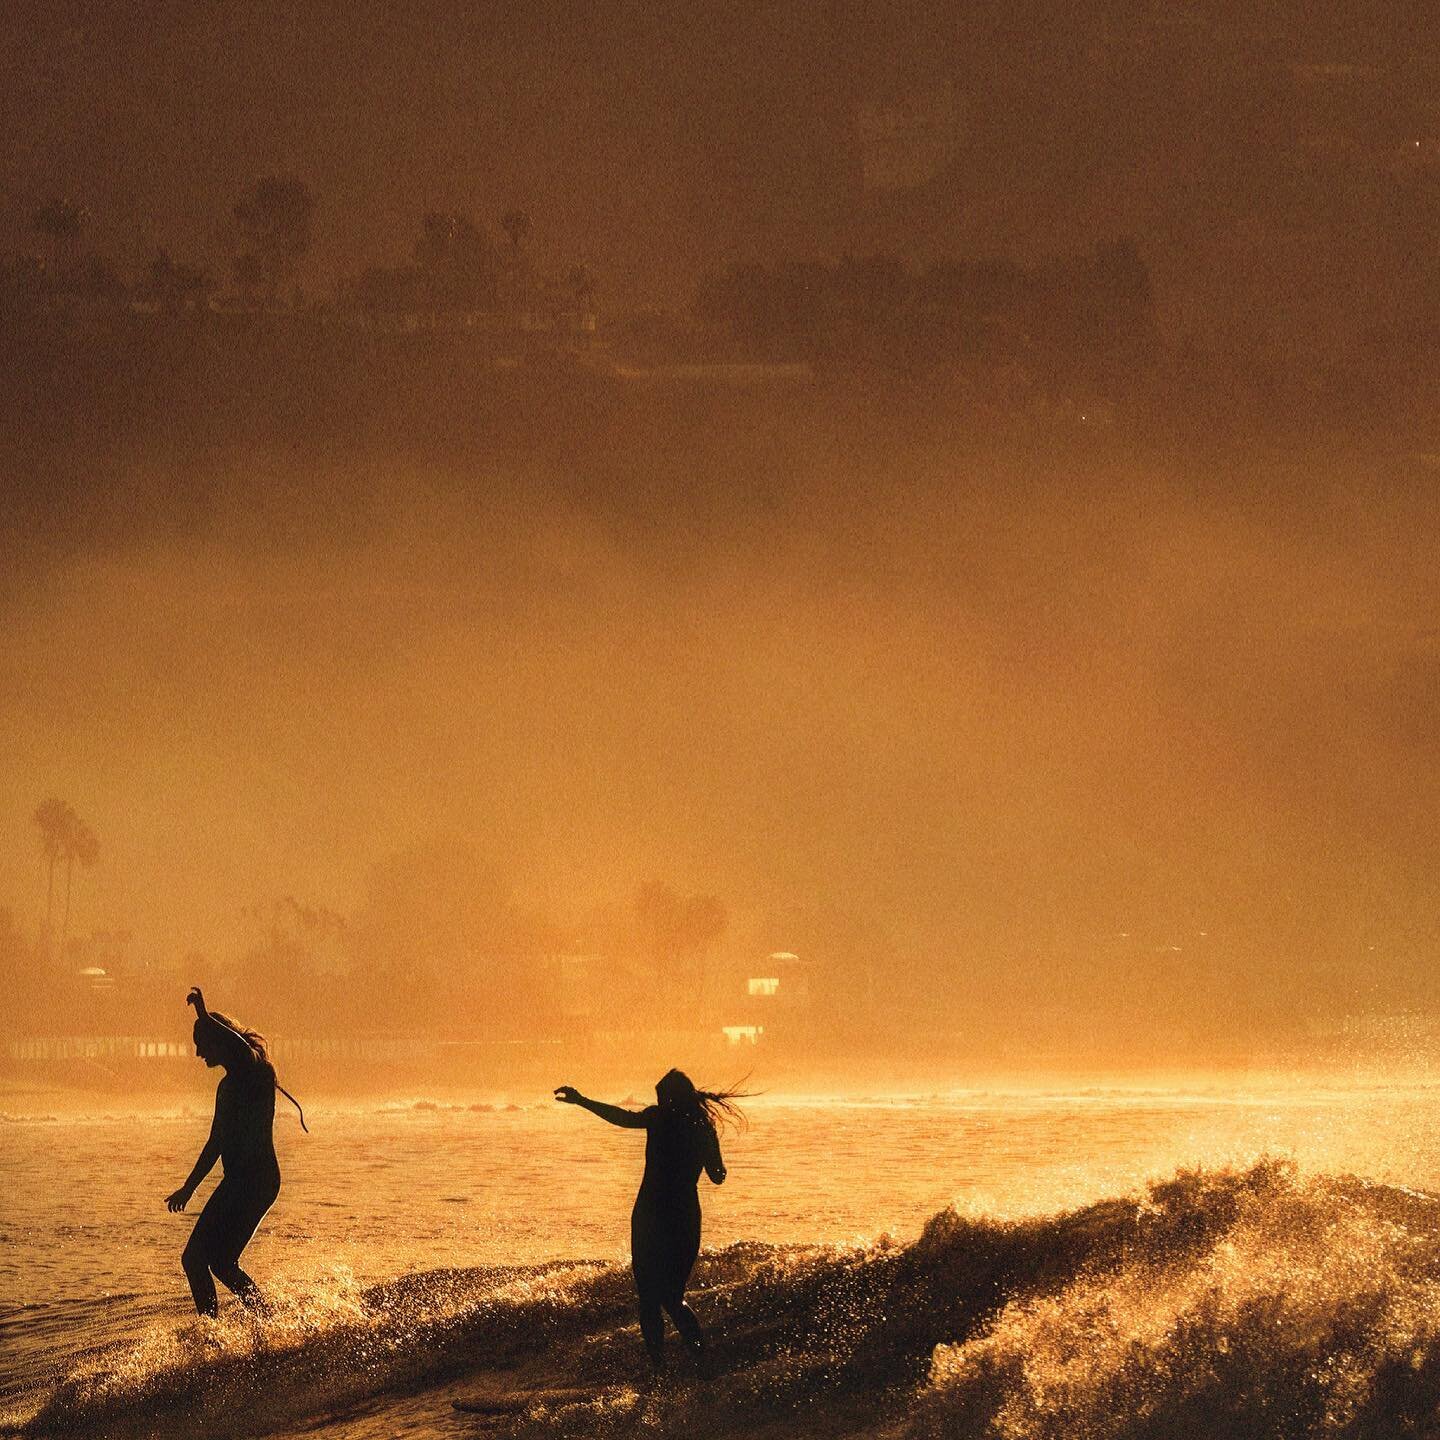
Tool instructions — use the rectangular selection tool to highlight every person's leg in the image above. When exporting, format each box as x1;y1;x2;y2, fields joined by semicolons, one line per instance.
661;1206;704;1353
211;1258;264;1307
209;1180;277;1310
633;1259;667;1367
182;1187;227;1317
665;1295;703;1352
632;1200;667;1369
182;1232;219;1316
637;1285;667;1368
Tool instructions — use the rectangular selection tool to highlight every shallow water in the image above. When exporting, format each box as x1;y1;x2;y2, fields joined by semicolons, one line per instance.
5;1080;1440;1435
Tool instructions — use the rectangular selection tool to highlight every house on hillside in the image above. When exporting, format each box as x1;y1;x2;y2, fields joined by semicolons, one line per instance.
720;951;814;1048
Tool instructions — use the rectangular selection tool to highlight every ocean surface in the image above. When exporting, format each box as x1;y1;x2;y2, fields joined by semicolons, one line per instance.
5;1080;1440;1437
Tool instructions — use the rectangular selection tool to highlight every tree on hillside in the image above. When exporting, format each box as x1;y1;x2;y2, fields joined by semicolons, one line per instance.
75;253;125;305
344;836;571;1034
498;210;534;316
32;798;71;958
342;263;409;314
414;210;499;311
234;175;314;304
31;799;98;961
351;837;511;1030
0;907;46;1025
31;198;86;277
239;897;348;1020
341;262;421;316
60;814;99;955
634;881;728;1016
146;249;213;312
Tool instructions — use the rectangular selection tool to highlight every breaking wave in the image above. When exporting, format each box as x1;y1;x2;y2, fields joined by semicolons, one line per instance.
9;1159;1440;1438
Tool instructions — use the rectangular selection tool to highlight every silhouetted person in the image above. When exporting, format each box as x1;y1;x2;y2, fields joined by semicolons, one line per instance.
555;1070;745;1370
166;986;306;1317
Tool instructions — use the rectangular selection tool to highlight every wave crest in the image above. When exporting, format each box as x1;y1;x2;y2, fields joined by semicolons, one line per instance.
913;1159;1440;1440
13;1160;1440;1439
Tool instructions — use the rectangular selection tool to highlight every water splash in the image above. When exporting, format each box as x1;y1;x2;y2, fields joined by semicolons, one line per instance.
13;1161;1440;1438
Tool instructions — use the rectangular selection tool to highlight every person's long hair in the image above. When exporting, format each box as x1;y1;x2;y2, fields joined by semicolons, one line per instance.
656;1068;754;1132
199;1009;308;1131
203;1010;269;1063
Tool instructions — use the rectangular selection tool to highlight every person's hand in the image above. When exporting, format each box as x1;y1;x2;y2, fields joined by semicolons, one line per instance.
554;1085;582;1105
185;987;205;1013
166;1185;194;1213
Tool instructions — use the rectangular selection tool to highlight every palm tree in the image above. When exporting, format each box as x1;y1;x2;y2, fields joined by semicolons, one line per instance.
32;798;75;959
499;211;533;318
60;815;99;956
31;199;86;280
233;175;315;304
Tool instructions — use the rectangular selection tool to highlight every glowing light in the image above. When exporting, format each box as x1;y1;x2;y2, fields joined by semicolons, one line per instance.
722;1025;763;1045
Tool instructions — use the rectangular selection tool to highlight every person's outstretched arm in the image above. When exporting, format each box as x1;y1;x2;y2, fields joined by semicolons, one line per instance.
186;986;257;1069
554;1086;649;1128
167;1103;222;1211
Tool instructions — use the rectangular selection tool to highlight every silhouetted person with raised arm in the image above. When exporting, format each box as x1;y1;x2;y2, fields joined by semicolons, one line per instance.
166;986;306;1317
555;1070;745;1371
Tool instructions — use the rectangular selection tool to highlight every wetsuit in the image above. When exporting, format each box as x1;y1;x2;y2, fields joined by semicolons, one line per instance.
181;1030;280;1316
630;1106;725;1364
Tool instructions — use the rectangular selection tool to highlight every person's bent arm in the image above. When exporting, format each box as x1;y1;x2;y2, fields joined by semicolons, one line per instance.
187;986;257;1069
554;1086;650;1128
167;1111;221;1211
704;1128;727;1185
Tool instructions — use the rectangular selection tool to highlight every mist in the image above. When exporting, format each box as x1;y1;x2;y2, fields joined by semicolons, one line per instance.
14;12;1440;1440
3;385;1437;1072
